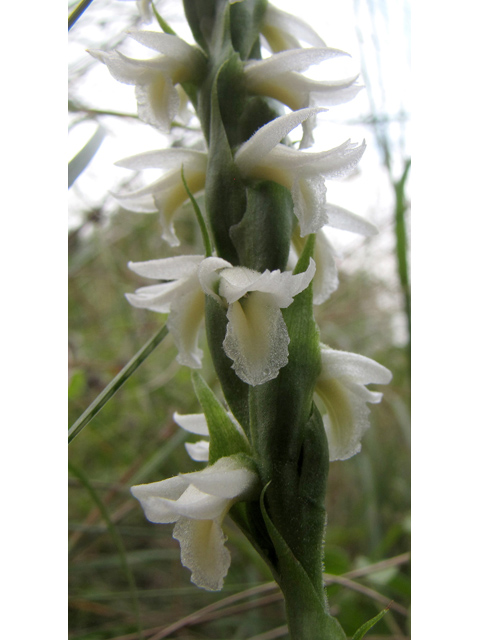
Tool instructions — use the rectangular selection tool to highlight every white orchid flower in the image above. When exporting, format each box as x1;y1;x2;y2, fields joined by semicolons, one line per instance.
315;346;392;461
112;148;208;246
126;255;205;368
244;49;361;148
131;455;259;590
260;4;327;52
290;204;378;305
198;257;316;386
235;108;366;236
126;254;315;384
88;31;205;130
174;411;248;462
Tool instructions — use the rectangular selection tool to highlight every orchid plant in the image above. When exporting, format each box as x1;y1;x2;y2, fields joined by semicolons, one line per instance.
72;1;394;637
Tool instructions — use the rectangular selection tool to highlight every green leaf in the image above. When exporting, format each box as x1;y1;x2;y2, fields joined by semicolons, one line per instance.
182;0;218;52
260;485;347;639
192;371;251;464
204;62;247;263
352;605;391;640
230;0;268;60
68;124;106;188
152;3;177;35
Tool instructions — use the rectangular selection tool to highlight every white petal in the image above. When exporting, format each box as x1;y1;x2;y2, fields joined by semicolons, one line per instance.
173;485;229;520
311;231;339;305
173;516;231;591
130;475;188;523
316;376;369;461
87;49;156;85
111;191;157;213
174;412;209;436
315;347;392;461
128;30;203;65
135;76;179;130
197;257;233;304
244;47;348;84
128;255;203;280
223;293;290;386
218;267;268;303
125;280;181;313
321;348;393;385
218;259;315;307
185;441;210;462
167;283;205;368
262;5;326;51
291;174;328;235
325;204;378;236
235;107;325;174
182;457;258;499
115;149;207;172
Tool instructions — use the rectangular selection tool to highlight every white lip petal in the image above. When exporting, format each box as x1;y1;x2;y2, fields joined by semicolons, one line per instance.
173;517;231;591
223;294;290;386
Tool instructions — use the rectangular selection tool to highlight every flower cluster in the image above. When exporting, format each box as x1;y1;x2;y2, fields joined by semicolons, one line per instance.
92;0;392;595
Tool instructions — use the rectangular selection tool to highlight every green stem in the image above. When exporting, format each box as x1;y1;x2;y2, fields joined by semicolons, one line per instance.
68;325;168;443
68;0;95;30
394;158;411;361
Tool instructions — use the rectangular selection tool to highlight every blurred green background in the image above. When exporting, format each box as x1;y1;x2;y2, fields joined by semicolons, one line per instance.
69;0;410;637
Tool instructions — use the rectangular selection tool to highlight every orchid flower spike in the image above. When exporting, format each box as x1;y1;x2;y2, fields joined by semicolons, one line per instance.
244;49;362;147
173;411;247;462
290;205;378;305
260;4;327;52
88;31;206;130
112;148;208;246
131;455;259;590
126;255;205;368
198;257;316;386
314;346;393;461
235;108;366;236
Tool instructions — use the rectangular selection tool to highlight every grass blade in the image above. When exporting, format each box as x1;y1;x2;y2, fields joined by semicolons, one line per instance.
68;325;168;443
